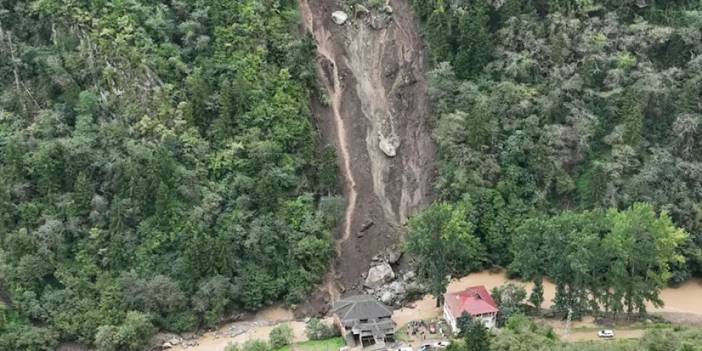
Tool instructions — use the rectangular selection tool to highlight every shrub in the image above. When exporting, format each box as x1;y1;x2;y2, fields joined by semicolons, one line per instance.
224;340;271;351
242;339;271;351
94;312;155;351
305;318;338;340
269;324;293;349
0;324;57;351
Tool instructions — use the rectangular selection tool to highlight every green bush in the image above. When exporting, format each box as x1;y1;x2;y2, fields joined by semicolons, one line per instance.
305;318;338;341
0;324;58;351
94;312;155;351
269;324;294;349
225;339;272;351
243;340;271;351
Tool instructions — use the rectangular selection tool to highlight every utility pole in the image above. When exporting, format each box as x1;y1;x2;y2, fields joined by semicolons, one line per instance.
564;307;573;337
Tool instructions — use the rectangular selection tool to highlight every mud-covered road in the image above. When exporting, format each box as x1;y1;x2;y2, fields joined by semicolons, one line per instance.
300;0;435;304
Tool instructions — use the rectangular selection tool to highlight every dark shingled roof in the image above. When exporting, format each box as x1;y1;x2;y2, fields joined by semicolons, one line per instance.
331;295;393;324
332;295;395;342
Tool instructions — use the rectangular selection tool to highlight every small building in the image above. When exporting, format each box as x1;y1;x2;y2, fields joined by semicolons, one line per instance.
443;286;499;332
331;295;396;348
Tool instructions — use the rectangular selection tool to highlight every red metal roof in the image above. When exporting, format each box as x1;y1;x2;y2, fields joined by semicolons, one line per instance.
444;286;499;317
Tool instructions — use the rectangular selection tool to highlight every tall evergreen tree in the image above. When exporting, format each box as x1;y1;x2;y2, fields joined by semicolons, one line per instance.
456;312;473;337
453;1;492;79
405;202;486;306
529;277;545;314
426;5;453;63
464;320;490;351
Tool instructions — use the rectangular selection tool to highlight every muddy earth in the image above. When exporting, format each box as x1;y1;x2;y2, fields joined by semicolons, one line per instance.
170;308;322;351
394;271;702;328
299;0;435;310
172;272;702;351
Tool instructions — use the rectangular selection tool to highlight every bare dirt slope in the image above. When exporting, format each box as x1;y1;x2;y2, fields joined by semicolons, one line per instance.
299;0;435;305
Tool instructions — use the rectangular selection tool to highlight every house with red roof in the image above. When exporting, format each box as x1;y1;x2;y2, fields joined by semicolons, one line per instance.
443;286;499;332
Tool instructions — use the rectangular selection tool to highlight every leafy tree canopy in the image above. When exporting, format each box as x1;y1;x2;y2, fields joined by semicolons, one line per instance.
0;0;338;348
411;0;702;295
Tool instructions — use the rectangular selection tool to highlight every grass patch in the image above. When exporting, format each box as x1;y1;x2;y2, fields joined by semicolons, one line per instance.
395;327;411;342
568;338;639;347
570;322;665;332
275;337;345;351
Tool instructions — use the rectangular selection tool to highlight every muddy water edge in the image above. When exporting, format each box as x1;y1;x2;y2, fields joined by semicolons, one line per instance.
393;271;702;327
174;272;702;351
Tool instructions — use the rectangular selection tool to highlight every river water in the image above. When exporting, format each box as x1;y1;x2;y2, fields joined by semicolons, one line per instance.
170;308;312;351
174;271;702;350
394;270;702;327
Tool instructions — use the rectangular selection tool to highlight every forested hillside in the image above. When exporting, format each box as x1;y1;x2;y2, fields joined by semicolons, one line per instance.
408;0;702;311
0;0;339;349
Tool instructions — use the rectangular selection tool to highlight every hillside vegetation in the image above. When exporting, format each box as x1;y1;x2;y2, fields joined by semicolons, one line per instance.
0;0;339;349
407;0;702;314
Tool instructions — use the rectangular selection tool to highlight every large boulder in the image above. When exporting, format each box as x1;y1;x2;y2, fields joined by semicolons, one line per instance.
387;281;407;297
364;262;395;288
365;268;428;307
332;11;349;25
147;333;182;351
379;133;400;157
403;271;416;282
385;246;402;265
374;280;410;306
380;290;394;305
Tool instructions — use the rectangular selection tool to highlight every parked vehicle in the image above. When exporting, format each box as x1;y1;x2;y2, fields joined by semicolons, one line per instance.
598;330;615;338
418;344;432;351
428;323;437;334
434;341;451;348
387;343;413;351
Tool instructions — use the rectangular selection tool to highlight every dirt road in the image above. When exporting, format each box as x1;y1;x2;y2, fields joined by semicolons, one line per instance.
300;0;435;301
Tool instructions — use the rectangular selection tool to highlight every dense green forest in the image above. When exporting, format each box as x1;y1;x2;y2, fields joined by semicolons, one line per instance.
3;0;702;349
0;0;339;349
407;0;702;315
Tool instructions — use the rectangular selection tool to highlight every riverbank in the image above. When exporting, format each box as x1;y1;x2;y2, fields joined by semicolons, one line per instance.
174;271;702;350
394;270;702;326
170;308;317;351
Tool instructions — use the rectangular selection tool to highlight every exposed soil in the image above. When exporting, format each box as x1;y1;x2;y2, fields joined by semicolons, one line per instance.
299;0;435;307
560;329;645;342
171;307;331;351
175;272;702;350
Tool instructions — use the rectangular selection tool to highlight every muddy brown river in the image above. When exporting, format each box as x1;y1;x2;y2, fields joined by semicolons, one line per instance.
176;271;702;351
394;270;702;326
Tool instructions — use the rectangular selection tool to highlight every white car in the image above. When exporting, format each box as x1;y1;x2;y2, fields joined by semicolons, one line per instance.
434;341;451;348
598;330;615;338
